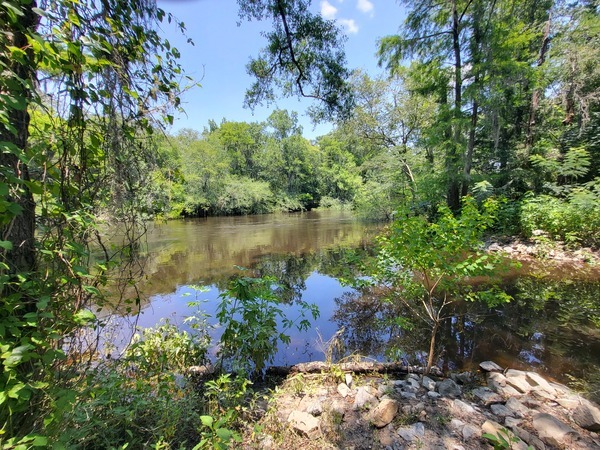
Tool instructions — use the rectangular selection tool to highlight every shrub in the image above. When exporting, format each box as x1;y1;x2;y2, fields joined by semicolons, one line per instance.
520;190;600;247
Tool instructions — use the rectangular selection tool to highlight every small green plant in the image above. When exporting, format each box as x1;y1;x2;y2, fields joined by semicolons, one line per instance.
194;412;242;450
216;271;319;376
372;197;513;373
483;428;533;450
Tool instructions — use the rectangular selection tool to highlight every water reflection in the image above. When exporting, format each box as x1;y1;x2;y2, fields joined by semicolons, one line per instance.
101;210;600;400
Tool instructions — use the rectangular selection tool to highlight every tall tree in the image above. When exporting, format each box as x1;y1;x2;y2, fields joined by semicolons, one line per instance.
238;0;354;120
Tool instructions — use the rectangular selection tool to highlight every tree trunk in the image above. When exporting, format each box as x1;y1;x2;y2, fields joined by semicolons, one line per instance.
0;4;38;284
447;0;463;212
526;17;551;148
426;321;440;375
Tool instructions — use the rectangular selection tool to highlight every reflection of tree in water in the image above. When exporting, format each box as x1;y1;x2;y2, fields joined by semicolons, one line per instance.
254;254;311;304
330;276;600;400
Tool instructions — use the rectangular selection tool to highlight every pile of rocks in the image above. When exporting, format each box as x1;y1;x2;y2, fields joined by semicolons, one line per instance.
261;360;600;449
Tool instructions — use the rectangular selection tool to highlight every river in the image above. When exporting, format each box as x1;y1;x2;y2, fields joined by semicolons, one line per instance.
99;210;600;398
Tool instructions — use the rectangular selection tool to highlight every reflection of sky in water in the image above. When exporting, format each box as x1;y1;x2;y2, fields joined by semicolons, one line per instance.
105;271;355;367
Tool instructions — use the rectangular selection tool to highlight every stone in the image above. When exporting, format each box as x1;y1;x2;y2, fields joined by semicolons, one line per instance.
422;376;436;391
491;403;514;417
329;399;346;416
345;373;353;388
504;417;522;428
400;391;417;400
453;371;472;384
511;426;546;450
369;399;399;428
406;377;420;390
572;399;600;431
505;370;533;394
427;391;441;399
496;384;522;398
488;372;508;390
337;383;351;398
407;373;420;381
397;422;425;442
288;410;321;439
480;361;504;372
452;399;476;415
505;397;530;418
462;424;480;440
481;420;528;450
437;379;462;397
306;399;324;416
353;386;378;410
472;387;503;405
556;395;581;409
532;413;578;447
450;418;465;431
526;372;556;395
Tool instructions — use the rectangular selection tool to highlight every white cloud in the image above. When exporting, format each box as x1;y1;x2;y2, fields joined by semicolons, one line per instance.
338;18;359;34
321;0;338;19
357;0;374;14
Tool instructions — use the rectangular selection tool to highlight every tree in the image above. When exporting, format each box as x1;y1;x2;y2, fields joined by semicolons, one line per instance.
1;0;188;440
372;198;511;373
378;0;553;209
238;0;354;120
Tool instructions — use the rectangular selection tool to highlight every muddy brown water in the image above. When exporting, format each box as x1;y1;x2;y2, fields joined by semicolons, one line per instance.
100;210;600;396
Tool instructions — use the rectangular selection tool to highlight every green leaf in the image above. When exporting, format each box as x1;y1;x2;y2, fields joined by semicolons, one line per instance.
0;240;12;250
200;415;214;427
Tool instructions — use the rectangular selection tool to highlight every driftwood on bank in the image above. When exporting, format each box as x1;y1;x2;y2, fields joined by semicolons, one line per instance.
266;361;443;377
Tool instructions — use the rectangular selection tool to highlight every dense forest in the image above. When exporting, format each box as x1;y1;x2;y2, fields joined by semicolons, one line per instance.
1;0;599;447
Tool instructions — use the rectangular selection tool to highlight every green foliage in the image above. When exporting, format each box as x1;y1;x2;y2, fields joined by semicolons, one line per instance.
372;197;511;372
216;272;319;375
55;318;212;449
483;428;533;450
125;319;210;375
520;191;600;246
194;412;242;450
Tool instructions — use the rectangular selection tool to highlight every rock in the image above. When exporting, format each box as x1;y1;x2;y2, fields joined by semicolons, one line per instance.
472;387;503;405
345;373;353;388
421;376;436;391
452;399;476;415
532;412;578;447
306;399;324;416
337;383;351;398
487;372;508;389
329;399;346;416
453;371;472;384
481;420;528;450
526;372;556;395
556;395;581;409
407;373;420;381
450;418;465;431
406;377;420;390
505;397;530;418
288;410;321;439
437;379;462;397
573;399;600;431
400;391;417;400
505;370;533;394
480;361;504;372
427;391;441;400
511;426;547;450
353;386;378;410
491;403;514;417
504;417;522;428
397;422;425;442
488;372;522;397
462;424;480;440
369;399;399;428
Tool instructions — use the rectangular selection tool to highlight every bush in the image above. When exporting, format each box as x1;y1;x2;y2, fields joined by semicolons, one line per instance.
520;190;600;247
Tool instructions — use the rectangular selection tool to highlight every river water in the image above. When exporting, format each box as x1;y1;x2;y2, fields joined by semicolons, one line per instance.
101;210;600;396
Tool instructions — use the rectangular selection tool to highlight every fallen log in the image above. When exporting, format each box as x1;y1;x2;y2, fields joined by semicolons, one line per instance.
266;361;443;377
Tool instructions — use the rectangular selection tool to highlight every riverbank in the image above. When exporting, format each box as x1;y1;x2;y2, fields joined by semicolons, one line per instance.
239;360;600;449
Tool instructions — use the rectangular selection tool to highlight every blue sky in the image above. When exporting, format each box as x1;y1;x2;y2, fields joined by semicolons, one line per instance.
156;0;405;138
